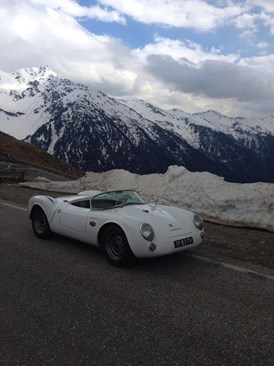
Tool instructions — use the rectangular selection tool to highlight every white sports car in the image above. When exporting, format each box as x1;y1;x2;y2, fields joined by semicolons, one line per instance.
28;190;204;266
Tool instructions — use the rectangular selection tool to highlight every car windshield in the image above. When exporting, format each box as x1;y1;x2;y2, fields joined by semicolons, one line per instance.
91;190;145;210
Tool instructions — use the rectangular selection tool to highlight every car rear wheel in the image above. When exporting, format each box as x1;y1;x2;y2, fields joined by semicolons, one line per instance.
32;207;51;239
102;225;132;267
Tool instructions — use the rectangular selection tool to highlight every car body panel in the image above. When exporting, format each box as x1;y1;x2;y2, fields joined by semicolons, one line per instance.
28;190;204;258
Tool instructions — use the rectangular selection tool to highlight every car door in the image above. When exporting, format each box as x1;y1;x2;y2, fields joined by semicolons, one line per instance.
54;203;90;242
60;204;89;232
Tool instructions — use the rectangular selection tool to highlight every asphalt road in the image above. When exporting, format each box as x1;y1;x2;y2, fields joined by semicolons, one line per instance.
0;203;274;366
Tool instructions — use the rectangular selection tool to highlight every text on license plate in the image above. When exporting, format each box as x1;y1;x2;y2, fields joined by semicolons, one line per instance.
174;236;194;248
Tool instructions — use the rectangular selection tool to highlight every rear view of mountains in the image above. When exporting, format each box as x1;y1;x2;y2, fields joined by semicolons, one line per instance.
1;66;274;183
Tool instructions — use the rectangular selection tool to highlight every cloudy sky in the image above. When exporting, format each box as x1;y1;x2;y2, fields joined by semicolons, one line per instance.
1;0;274;117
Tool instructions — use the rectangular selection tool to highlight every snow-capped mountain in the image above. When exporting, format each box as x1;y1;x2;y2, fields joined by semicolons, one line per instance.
1;66;274;183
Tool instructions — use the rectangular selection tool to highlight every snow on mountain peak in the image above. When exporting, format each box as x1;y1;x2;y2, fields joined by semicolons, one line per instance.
0;66;59;91
1;66;274;183
13;66;58;81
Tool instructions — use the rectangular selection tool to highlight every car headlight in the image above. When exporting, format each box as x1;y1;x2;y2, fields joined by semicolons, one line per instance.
193;214;204;230
140;223;155;241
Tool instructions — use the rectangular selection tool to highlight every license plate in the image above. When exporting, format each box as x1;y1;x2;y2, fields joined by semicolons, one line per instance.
174;236;193;248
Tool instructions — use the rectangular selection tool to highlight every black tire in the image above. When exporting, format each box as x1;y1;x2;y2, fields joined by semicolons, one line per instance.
102;225;132;267
32;207;51;239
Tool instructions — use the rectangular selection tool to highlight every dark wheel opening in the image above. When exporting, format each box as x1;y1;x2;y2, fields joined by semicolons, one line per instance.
32;207;51;239
102;225;132;267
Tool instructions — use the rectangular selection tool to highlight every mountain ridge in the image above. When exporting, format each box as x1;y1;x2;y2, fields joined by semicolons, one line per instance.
1;66;274;183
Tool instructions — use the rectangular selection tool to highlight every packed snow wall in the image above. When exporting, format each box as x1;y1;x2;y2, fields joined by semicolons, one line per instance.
21;166;274;232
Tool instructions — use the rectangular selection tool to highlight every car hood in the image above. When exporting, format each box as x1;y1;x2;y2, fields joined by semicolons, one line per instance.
114;204;193;236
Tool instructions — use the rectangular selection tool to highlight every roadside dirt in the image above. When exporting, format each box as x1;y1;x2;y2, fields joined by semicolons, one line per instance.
0;183;273;269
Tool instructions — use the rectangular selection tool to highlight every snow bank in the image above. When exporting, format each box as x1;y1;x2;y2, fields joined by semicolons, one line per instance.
20;166;274;232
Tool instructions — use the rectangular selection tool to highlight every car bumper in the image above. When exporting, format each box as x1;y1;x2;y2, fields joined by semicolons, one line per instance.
131;230;204;258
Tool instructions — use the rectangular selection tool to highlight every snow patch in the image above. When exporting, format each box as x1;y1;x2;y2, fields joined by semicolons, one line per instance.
20;166;274;232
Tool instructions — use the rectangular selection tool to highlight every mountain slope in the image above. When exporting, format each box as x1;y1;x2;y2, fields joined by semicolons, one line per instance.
0;130;82;179
1;66;274;182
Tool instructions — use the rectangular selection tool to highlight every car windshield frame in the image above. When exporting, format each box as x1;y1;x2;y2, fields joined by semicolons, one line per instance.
91;190;145;211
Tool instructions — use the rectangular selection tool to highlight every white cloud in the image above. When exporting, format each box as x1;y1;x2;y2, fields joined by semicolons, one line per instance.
146;55;274;101
256;41;268;48
239;52;274;69
0;0;136;95
247;0;274;13
239;28;258;45
260;13;274;34
133;36;238;64
244;0;274;34
98;0;242;30
30;0;126;23
1;0;274;118
234;12;258;29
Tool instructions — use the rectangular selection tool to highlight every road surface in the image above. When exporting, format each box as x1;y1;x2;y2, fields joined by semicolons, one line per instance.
0;202;273;365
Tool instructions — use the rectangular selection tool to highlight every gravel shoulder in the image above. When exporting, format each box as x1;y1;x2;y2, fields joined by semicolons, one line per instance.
1;183;273;269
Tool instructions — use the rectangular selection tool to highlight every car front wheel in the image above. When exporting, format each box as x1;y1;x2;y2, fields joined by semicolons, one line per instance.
102;225;132;267
32;207;51;239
